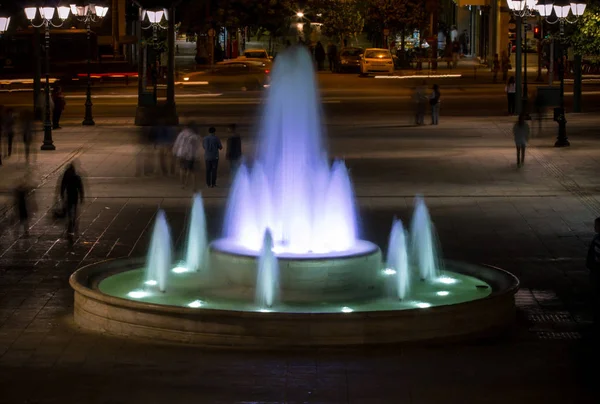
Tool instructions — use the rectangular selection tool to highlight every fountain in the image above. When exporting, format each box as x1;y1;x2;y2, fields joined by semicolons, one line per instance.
145;210;172;293
70;46;519;348
386;219;410;300
410;196;440;281
256;230;280;309
185;194;207;272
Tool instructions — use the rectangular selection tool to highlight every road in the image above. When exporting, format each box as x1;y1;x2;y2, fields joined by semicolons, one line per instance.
1;74;599;123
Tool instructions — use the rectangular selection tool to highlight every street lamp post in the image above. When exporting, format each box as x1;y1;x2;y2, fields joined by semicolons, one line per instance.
507;0;537;116
24;5;71;151
142;9;168;103
536;0;587;147
70;3;109;126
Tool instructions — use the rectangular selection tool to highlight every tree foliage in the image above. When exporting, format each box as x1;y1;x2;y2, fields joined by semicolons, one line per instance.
310;0;364;44
570;3;600;56
364;0;426;35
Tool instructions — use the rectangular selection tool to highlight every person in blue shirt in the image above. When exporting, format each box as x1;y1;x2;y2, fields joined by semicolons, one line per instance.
202;127;222;188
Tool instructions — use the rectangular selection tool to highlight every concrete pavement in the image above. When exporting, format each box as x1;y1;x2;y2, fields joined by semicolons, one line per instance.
0;114;599;402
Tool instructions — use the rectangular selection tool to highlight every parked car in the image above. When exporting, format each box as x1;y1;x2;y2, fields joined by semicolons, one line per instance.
360;48;395;76
337;47;364;73
183;61;270;91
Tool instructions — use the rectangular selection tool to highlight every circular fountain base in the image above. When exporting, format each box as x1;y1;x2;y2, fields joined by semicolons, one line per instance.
208;239;382;302
69;258;519;348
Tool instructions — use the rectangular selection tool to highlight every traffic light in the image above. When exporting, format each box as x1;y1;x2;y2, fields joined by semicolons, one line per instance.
533;26;541;40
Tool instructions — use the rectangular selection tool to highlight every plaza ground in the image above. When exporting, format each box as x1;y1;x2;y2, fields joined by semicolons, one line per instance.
0;110;599;402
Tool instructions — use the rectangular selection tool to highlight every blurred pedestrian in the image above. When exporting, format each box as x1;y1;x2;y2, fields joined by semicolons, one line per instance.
429;84;441;125
327;42;338;72
3;107;15;157
226;124;242;176
505;76;516;115
136;126;154;177
21;110;36;165
414;80;427;125
173;123;199;188
451;39;460;68
501;51;510;83
314;41;326;71
586;217;600;332
513;113;530;168
153;119;176;176
14;174;35;237
60;162;85;237
51;85;65;129
492;53;500;83
203;127;222;188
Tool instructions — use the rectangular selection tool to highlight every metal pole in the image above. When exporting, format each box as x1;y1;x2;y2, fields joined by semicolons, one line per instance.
573;54;582;112
515;16;523;115
549;37;554;85
555;20;569;147
83;20;95;125
41;22;55;151
522;19;529;117
33;27;41;118
152;25;158;103
166;7;175;107
535;17;544;82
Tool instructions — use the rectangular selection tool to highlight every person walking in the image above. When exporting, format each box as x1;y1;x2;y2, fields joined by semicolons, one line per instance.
314;41;326;71
202;127;222;188
513;113;530;167
60;163;85;238
226;124;242;177
414;80;427;125
327;42;338;72
505;76;516;115
51;85;66;129
3;107;15;157
501;51;511;83
492;53;500;83
429;84;441;125
21;110;35;165
173;123;199;188
14;175;35;238
587;217;600;331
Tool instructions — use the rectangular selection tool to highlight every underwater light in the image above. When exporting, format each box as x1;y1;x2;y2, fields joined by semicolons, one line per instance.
415;302;431;309
258;308;272;313
127;290;150;299
188;300;204;308
144;280;157;286
437;276;457;285
436;291;450;296
341;306;354;313
172;266;188;274
383;268;397;275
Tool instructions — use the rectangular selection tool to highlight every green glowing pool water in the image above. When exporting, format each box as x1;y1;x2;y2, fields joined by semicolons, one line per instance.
99;268;492;313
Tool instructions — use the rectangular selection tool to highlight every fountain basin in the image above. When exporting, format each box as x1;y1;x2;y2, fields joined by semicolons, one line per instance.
209;238;382;302
70;258;519;348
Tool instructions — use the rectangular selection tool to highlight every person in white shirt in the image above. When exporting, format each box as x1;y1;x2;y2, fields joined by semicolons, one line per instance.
505;76;516;115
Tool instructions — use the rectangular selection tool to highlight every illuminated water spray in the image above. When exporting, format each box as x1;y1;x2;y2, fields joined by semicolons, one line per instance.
386;219;410;300
410;196;441;281
256;229;280;309
145;210;172;292
223;46;358;254
185;193;207;272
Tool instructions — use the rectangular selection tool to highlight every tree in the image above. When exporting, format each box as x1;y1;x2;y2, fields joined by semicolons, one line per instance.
310;0;364;45
569;3;600;56
363;0;426;48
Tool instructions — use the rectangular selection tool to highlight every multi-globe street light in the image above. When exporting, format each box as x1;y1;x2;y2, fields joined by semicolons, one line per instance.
24;5;71;151
70;3;109;126
506;0;538;116
142;8;168;102
0;15;10;35
535;0;586;147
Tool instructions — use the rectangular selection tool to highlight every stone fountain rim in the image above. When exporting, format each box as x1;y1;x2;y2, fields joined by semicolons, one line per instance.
69;257;519;319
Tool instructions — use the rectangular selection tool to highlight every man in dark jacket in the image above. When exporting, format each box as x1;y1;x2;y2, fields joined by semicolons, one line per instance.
327;42;338;72
60;163;85;236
